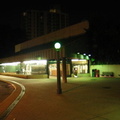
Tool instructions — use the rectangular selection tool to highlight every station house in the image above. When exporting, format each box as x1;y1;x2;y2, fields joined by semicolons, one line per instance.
0;20;90;78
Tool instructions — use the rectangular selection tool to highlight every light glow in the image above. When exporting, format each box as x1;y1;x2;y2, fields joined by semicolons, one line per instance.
72;59;87;62
23;60;47;65
1;62;20;66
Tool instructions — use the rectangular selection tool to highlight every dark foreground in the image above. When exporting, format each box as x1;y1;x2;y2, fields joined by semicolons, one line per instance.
0;75;120;120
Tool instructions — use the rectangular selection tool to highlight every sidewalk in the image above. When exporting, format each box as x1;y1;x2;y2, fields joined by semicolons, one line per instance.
1;76;120;120
0;80;14;103
0;78;21;120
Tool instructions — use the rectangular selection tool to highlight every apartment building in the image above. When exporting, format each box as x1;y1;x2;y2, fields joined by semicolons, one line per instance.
21;6;69;40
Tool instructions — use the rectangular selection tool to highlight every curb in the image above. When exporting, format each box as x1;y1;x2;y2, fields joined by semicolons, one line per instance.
0;80;21;119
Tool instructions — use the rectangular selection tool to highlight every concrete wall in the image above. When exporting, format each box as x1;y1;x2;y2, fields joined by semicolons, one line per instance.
90;65;120;78
0;47;65;63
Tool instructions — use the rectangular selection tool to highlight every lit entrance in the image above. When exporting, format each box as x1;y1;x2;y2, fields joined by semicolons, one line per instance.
72;59;89;77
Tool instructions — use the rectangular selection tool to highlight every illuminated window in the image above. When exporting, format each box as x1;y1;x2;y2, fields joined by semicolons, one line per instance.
49;9;57;13
23;12;27;16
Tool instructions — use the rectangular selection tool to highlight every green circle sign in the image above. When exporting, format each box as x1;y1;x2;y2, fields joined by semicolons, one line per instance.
54;42;61;50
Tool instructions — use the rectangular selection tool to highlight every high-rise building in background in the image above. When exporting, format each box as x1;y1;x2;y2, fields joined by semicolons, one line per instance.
20;5;69;40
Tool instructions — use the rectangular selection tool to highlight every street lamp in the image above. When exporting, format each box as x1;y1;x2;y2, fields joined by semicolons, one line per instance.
54;42;62;94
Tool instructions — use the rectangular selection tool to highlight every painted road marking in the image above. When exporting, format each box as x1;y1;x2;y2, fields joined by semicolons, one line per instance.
0;80;25;120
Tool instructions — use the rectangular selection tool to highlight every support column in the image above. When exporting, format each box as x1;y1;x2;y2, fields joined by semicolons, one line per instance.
62;57;67;83
57;51;62;94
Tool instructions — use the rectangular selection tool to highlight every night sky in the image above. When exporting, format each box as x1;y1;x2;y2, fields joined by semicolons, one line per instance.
1;1;119;27
0;1;120;61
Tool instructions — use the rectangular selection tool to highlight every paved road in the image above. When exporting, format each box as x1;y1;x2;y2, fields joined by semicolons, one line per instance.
0;75;120;120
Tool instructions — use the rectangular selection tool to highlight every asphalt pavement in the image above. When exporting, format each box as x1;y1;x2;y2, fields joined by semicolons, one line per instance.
0;75;120;120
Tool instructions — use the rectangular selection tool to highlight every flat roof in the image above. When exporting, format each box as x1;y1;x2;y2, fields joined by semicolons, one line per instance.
15;20;89;53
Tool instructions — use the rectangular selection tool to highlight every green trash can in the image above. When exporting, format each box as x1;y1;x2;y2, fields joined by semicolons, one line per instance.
92;69;96;77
